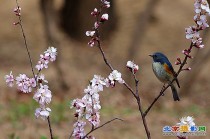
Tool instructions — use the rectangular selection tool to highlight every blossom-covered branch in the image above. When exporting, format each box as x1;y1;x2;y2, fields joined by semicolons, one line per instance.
5;1;59;139
85;1;151;138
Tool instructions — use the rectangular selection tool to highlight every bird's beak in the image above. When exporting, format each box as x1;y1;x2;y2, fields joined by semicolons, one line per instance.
149;54;153;57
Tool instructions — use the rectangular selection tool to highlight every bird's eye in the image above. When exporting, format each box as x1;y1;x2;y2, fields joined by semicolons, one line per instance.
154;55;157;58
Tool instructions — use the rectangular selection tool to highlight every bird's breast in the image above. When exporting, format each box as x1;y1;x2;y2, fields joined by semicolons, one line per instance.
152;62;172;83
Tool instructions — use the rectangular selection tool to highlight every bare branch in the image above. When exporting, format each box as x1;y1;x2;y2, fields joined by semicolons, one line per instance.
47;116;54;139
82;118;124;139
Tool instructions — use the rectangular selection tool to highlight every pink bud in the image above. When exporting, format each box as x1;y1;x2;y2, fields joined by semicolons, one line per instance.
182;67;192;71
175;61;180;65
94;22;100;29
177;57;181;62
13;22;20;25
91;8;99;16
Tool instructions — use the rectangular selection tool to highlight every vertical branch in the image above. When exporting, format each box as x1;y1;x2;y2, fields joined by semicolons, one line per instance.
133;74;151;139
15;0;35;78
15;1;54;138
47;116;54;139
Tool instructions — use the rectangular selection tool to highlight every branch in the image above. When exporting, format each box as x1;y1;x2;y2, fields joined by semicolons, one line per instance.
81;118;123;139
97;40;114;71
15;0;35;79
47;116;54;139
132;74;151;139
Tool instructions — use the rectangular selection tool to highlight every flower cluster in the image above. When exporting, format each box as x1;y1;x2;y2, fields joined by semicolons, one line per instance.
107;70;124;87
101;0;110;8
5;72;36;93
16;74;36;93
194;0;210;29
85;0;110;47
185;0;210;49
5;71;14;87
71;70;124;139
176;0;210;68
71;75;106;139
36;47;57;71
126;61;139;74
5;47;56;120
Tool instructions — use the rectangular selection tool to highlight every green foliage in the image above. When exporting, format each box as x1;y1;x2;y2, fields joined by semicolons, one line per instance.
8;99;37;123
50;100;71;124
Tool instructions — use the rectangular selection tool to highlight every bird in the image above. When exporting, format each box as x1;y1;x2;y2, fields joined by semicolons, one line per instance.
149;52;180;101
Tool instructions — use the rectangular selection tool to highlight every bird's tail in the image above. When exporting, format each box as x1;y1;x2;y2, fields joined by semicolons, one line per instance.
170;84;180;101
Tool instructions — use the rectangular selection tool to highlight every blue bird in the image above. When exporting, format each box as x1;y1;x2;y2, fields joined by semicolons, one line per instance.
149;52;180;101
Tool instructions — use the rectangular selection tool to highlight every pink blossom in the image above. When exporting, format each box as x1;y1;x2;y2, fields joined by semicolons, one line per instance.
72;121;86;139
94;22;100;29
5;71;14;87
36;74;48;84
100;13;109;22
16;74;36;93
194;0;210;29
35;107;51;120
108;70;124;87
36;47;57;70
88;38;96;47
101;0;110;8
86;112;100;127
35;54;49;71
86;31;95;37
45;47;57;62
33;84;52;105
71;98;86;118
91;8;99;16
126;61;139;74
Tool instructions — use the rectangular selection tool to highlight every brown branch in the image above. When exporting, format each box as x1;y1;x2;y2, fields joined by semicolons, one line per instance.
81;118;124;139
97;40;114;71
47;116;54;139
180;21;210;95
133;74;151;138
15;0;35;79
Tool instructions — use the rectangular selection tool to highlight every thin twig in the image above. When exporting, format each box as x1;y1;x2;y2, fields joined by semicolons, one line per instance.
47;116;54;139
15;0;35;78
68;130;74;139
143;84;170;116
97;40;114;71
133;74;151;139
82;118;124;139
